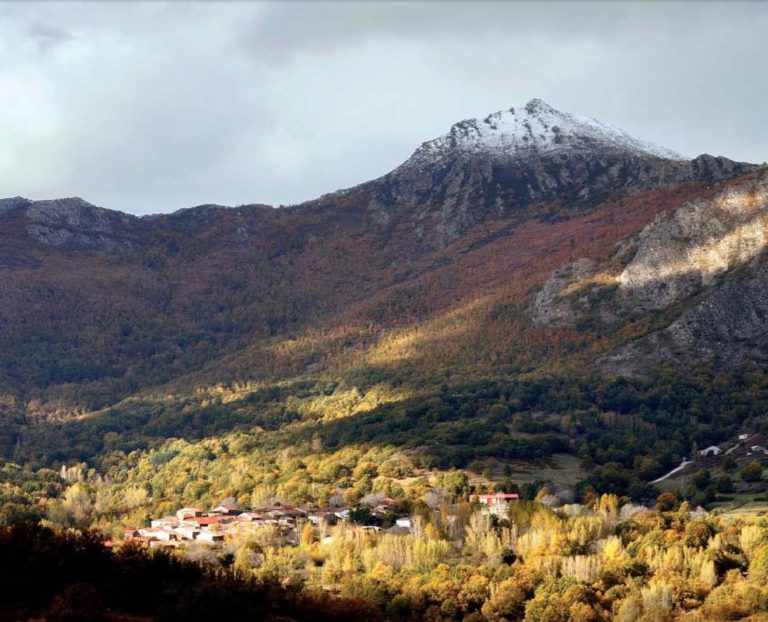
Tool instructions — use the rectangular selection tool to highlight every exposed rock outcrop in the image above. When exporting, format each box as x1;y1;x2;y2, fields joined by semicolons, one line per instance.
618;170;768;310
531;258;599;327
533;167;768;373
12;197;142;252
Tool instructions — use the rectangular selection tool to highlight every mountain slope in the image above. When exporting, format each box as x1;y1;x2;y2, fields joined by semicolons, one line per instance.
0;99;765;472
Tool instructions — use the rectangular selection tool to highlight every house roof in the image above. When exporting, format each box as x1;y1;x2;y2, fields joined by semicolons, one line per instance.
185;516;228;526
212;503;240;512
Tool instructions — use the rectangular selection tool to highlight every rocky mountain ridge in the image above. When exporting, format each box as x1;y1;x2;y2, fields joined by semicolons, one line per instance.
332;99;757;247
3;101;758;253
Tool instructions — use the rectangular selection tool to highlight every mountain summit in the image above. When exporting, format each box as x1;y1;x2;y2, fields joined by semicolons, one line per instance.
351;100;751;246
407;99;685;167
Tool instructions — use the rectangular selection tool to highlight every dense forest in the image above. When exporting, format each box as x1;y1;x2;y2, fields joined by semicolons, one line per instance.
5;495;768;621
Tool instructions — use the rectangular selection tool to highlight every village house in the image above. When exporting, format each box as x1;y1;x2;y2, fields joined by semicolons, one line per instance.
176;507;204;521
149;540;180;550
182;515;235;529
150;516;178;529
237;512;264;523
173;524;200;541
307;509;340;526
138;527;173;542
700;446;722;457
371;502;396;519
212;502;241;515
474;492;519;518
197;530;225;543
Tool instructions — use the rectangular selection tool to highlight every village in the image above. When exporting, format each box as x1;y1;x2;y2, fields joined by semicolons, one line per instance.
121;492;520;549
119;427;768;551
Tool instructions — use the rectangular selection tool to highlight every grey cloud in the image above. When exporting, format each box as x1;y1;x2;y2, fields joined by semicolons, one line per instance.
27;23;75;54
239;2;748;61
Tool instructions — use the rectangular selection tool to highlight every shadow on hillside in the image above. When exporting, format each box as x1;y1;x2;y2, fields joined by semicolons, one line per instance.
9;368;571;470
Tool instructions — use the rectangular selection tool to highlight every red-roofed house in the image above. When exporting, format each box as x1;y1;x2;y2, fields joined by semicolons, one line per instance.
176;507;204;521
474;493;519;518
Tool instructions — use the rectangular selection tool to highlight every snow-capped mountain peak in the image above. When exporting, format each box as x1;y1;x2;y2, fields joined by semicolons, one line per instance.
408;99;685;165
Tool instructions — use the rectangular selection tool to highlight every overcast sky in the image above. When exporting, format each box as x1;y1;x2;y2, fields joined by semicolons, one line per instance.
1;1;766;215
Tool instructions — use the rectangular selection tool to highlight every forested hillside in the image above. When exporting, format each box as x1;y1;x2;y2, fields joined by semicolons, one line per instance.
2;101;768;525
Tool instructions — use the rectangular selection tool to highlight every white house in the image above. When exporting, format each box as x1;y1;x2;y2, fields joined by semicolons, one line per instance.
173;525;200;541
138;527;172;541
739;434;750;441
151;516;178;529
395;517;412;529
212;502;241;515
197;531;225;543
700;446;722;457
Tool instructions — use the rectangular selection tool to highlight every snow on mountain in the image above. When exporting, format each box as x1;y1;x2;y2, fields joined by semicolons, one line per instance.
408;99;685;165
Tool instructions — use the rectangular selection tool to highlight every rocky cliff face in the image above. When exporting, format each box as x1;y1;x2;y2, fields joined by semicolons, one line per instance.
1;196;143;252
618;171;768;310
533;168;768;373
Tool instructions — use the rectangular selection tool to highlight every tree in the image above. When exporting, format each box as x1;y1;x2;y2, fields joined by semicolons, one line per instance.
741;461;763;483
48;583;107;622
691;470;711;490
442;471;470;498
656;492;678;512
300;522;315;548
715;476;734;494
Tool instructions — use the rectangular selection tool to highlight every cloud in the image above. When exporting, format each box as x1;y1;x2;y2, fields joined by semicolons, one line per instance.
27;22;75;54
0;2;766;214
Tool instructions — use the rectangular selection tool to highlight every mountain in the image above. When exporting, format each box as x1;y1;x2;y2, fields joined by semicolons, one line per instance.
334;99;752;247
0;99;766;475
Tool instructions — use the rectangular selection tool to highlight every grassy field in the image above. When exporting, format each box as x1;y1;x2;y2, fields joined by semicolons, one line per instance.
710;493;768;517
465;454;587;487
